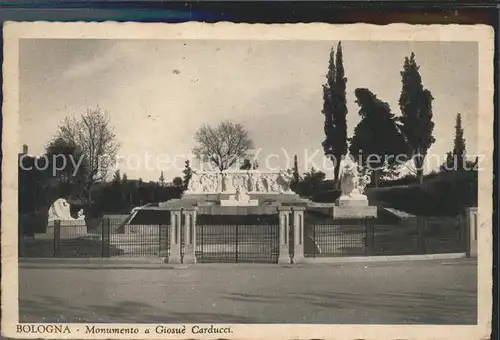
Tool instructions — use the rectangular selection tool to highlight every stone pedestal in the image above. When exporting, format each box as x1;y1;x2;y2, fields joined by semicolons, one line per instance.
220;193;259;207
182;208;197;264
337;195;369;207
292;207;305;264
333;206;377;219
167;210;182;264
333;196;377;219
278;207;291;264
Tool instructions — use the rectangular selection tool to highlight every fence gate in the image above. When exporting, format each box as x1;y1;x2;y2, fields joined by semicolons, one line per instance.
196;214;279;263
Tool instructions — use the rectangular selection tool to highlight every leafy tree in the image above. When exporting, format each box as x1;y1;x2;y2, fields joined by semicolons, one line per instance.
193;120;254;171
441;113;467;172
349;88;409;186
18;151;54;235
295;168;326;198
322;42;348;188
172;176;183;187
240;158;252;170
54;107;120;211
182;160;192;189
398;53;436;185
45;137;88;197
109;169;124;209
239;158;258;170
137;178;145;205
112;170;121;184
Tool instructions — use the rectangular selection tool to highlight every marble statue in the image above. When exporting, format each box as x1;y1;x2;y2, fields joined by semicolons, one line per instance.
277;170;293;193
48;198;85;222
334;155;377;217
339;155;371;200
221;172;230;192
234;186;250;203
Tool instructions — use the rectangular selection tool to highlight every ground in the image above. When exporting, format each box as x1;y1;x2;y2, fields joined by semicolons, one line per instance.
19;258;477;324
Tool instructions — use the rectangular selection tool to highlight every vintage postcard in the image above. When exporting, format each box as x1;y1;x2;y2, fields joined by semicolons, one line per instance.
2;22;494;339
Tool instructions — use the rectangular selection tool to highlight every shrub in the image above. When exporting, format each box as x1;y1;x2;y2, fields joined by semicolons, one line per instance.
312;190;341;203
367;170;477;216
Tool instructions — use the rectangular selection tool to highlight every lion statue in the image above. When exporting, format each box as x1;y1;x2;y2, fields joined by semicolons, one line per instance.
48;198;85;223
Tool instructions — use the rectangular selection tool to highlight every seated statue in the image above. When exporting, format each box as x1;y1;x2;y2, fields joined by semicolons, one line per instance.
339;155;372;199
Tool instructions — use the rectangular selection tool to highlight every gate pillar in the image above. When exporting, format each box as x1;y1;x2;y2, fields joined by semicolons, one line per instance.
278;206;292;264
166;209;182;264
466;207;478;258
292;206;306;263
182;208;198;264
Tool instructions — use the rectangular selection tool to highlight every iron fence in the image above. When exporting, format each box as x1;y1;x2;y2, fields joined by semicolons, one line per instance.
21;220;170;258
304;216;466;258
109;224;170;257
20;214;466;260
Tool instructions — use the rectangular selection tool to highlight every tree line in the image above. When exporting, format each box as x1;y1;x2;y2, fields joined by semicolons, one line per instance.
19;108;196;228
289;42;477;214
321;43;476;188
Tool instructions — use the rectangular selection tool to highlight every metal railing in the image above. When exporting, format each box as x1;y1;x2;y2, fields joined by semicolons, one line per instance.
304;216;466;258
21;219;170;258
20;215;466;260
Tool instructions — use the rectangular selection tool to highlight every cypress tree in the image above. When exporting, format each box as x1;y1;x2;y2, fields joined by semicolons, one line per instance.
322;42;348;188
290;155;300;191
453;113;466;170
182;160;193;190
441;113;467;171
398;52;435;185
158;171;166;187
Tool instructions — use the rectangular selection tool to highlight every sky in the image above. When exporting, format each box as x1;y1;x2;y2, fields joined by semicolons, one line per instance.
19;39;478;182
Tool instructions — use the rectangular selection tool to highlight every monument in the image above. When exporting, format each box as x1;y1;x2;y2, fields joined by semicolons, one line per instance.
333;155;377;218
183;169;299;207
48;198;85;223
128;168;311;264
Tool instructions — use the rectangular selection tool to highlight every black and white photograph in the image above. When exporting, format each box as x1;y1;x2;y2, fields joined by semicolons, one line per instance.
1;22;494;339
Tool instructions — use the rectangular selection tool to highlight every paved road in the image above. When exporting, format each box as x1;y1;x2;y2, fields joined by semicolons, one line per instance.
19;259;477;324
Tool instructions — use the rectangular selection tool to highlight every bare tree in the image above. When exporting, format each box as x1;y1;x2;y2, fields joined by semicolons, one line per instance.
192;120;254;171
55;107;120;208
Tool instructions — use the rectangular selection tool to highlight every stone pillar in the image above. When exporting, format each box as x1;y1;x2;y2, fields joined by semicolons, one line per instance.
182;208;197;264
167;209;182;264
278;206;291;264
466;207;478;258
292;207;305;264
